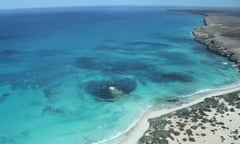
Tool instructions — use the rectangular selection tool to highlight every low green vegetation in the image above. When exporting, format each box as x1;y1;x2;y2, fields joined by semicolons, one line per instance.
138;91;240;144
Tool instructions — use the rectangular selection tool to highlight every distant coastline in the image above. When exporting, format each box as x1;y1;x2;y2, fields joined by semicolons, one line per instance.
172;9;240;71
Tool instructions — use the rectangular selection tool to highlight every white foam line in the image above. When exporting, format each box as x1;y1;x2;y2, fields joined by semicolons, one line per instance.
92;82;240;144
118;83;240;144
91;108;148;144
180;81;240;98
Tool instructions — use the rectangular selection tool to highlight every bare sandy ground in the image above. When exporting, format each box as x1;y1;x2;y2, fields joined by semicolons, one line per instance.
119;84;240;144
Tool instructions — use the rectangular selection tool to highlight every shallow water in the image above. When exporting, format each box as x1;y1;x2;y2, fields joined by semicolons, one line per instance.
0;7;239;144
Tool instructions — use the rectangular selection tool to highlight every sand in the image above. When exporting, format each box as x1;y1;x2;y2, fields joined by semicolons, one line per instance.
119;9;240;144
119;85;240;144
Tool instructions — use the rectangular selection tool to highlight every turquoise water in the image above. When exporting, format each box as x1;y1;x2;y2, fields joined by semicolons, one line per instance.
0;7;239;144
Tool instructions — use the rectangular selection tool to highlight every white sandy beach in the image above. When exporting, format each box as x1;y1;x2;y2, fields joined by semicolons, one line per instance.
118;84;240;144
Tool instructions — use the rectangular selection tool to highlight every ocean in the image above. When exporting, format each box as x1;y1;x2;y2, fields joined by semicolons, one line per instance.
0;7;239;144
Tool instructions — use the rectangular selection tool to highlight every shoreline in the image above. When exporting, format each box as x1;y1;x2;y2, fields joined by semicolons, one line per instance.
170;9;240;70
191;10;240;70
118;9;240;144
118;84;240;144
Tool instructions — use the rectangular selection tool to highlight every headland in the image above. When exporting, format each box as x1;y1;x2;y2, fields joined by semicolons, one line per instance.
119;9;240;144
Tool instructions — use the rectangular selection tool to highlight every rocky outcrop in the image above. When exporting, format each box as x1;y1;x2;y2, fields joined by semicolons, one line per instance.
192;15;240;70
193;26;232;57
84;78;137;101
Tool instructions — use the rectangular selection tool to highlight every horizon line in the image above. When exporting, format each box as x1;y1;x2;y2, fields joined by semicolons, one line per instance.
0;5;240;11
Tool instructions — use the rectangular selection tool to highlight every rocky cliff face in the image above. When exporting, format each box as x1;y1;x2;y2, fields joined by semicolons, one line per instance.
192;15;240;70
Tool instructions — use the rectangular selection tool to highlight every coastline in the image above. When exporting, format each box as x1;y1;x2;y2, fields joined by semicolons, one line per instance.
0;7;239;144
118;9;240;144
191;10;240;70
119;84;240;144
170;9;240;69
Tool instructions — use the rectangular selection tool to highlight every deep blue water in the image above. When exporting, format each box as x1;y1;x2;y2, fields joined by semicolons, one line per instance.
0;7;239;144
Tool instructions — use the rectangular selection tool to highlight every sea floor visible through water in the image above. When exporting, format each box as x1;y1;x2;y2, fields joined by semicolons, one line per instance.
0;7;239;144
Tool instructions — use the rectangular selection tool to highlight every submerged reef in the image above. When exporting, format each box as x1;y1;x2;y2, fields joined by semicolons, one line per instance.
0;50;20;63
42;105;69;116
74;39;196;86
0;34;22;41
74;56;194;85
160;73;194;83
148;72;194;83
74;56;156;74
43;83;61;102
84;78;137;101
0;131;29;144
0;50;19;56
0;136;14;144
0;93;10;103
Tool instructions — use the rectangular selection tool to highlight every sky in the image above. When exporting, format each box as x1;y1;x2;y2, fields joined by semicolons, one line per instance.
0;0;240;10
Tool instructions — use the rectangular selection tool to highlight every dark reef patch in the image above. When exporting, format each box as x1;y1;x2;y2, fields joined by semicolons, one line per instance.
160;73;194;83
75;55;193;84
43;83;61;102
85;80;114;100
96;40;171;55
108;60;156;74
112;78;137;94
0;50;19;56
74;45;195;85
42;105;67;116
167;37;193;43
0;34;22;41
0;93;10;103
150;72;194;83
0;135;16;144
160;52;195;66
84;78;137;101
166;97;179;103
0;50;23;63
74;56;99;70
74;56;156;75
124;41;170;48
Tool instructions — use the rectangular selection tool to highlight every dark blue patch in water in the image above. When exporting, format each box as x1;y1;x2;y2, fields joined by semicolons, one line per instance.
113;78;137;94
0;93;10;103
147;71;194;83
0;51;17;62
0;50;26;63
166;97;179;102
124;41;170;48
74;56;156;75
0;34;22;41
74;55;195;84
43;84;61;102
161;72;194;83
42;105;67;116
107;60;156;74
96;44;120;51
96;40;171;56
0;136;14;144
74;56;98;70
167;37;193;44
84;78;137;101
159;51;196;66
0;50;19;56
